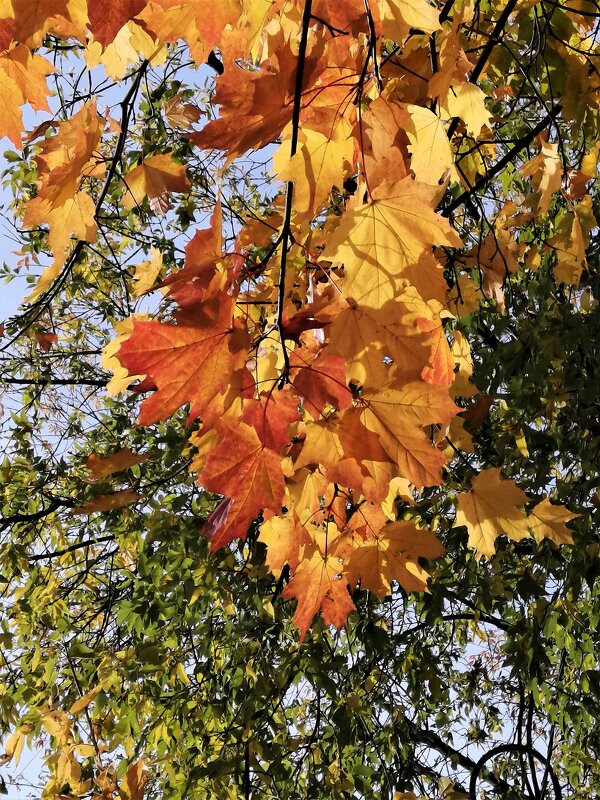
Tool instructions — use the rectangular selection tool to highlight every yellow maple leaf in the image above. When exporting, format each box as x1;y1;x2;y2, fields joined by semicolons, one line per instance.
273;118;353;221
323;178;462;307
85;21;166;81
258;513;311;576
445;81;492;138
522;141;563;214
403;103;455;185
380;0;441;43
528;498;578;546
122;153;190;209
327;292;433;389
132;247;164;296
455;468;531;558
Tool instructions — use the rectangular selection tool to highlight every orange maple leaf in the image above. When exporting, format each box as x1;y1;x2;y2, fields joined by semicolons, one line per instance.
88;0;147;47
86;448;148;481
122;154;190;210
200;419;286;549
280;540;356;642
116;304;249;425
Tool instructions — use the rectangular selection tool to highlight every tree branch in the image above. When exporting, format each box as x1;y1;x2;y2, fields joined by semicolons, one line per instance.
29;535;116;562
276;0;313;385
446;0;520;139
442;105;562;217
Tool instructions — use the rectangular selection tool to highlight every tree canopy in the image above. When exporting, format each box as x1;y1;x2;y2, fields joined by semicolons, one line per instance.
0;1;599;799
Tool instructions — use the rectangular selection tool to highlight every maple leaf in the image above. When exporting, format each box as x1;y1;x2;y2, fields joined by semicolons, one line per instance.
293;416;367;492
87;0;146;47
31;100;103;205
86;448;148;481
280;540;356;641
199;419;286;549
72;489;142;515
159;203;223;302
528;499;578;546
360;96;410;187
132;247;164;296
115;306;249;426
35;331;58;351
9;0;86;48
358;383;459;486
163;92;201;129
344;515;445;596
327;294;433;390
190;34;326;160
379;0;441;43
122;154;190;209
0;45;54;145
242;389;301;452
522;141;563;214
403;103;455;185
139;0;246;64
454;468;531;558
258;513;311;576
289;349;352;419
273;119;353;220
445;82;492;138
323;178;462;307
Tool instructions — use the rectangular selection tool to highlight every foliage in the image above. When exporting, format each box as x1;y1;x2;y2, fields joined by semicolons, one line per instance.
0;1;599;799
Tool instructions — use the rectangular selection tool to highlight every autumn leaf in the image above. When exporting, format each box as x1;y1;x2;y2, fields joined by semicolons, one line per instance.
522;141;563;214
9;0;87;48
258;513;311;576
163;92;201;129
87;0;147;47
403;103;454;185
115;304;249;425
69;685;102;716
199;419;286;549
273;118;353;220
528;499;577;546
379;0;441;43
72;489;142;515
242;389;301;452
344;516;445;596
119;759;148;800
359;382;459;486
86;447;148;480
122;153;190;209
445;82;492;138
132;247;164;296
289;349;352;419
0;45;54;145
323;178;462;307
280;540;356;641
454;468;531;558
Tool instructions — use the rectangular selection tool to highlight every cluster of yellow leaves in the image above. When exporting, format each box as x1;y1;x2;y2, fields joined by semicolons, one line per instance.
90;0;495;643
6;0;581;641
23;102;104;291
2;706;145;799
